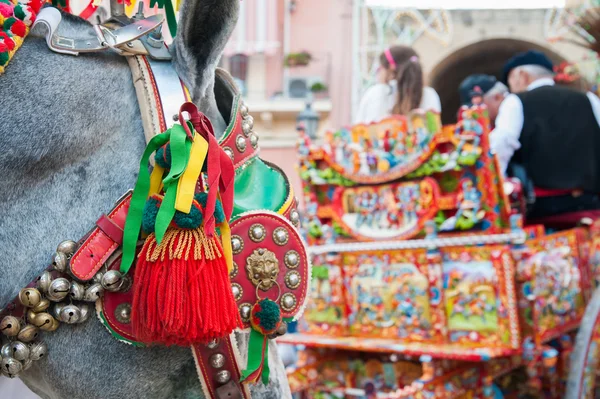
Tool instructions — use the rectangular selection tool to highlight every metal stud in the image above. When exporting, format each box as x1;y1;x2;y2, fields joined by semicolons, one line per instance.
231;284;243;302
240;103;249;117
276;321;288;336
19;288;41;308
0;316;20;337
56;240;78;257
281;293;297;312
215;370;231;384
284;251;300;268
273;227;289;246
285;271;301;290
37;272;52;293
60;304;81;324
249;224;266;243
223;147;234;162
231;236;244;255
47;278;70;302
17;325;40;343
69;282;85;301
101;270;124;292
1;357;23;378
84;283;104;302
115;303;132;324
235;135;247;153
206;339;220;349
244;115;254;130
230;262;238;278
52;252;69;273
239;303;252;322
29;341;48;361
10;341;30;361
31;299;50;314
78;303;91;324
249;133;258;149
210;353;225;369
290;210;300;227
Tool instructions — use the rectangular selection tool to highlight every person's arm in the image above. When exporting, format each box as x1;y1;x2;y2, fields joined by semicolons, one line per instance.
489;94;524;175
586;91;600;127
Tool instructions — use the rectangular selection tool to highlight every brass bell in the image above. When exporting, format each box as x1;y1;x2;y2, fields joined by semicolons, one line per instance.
30;313;55;331
60;304;81;324
83;283;104;302
78;303;91;324
47;278;70;302
101;270;124;292
1;357;23;378
10;341;30;361
45;318;60;332
32;299;50;313
29;341;48;361
37;272;52;293
19;288;41;308
0;316;20;337
1;343;12;358
17;324;40;343
69;282;85;301
52;251;69;273
56;240;78;257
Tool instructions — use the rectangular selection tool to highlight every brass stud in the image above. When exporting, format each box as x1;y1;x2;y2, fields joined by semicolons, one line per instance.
285;271;301;290
210;353;225;369
223;147;234;162
249;133;258;149
115;303;131;324
284;251;300;268
273;227;289;246
249;224;266;243
231;236;244;255
235;135;247;153
281;293;297;312
230;262;238;278
231;283;243;302
239;303;252;322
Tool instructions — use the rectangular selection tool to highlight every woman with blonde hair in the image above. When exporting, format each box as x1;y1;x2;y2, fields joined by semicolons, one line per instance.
354;46;441;124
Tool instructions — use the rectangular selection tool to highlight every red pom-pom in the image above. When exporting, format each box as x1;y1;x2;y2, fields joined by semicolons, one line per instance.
9;19;26;37
0;32;15;50
0;2;13;18
0;42;9;67
27;0;42;14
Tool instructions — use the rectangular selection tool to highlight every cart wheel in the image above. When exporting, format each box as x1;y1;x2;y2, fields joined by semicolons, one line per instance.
566;285;600;399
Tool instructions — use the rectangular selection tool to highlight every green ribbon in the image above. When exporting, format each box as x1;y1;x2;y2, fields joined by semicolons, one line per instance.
52;0;67;8
149;0;178;39
154;125;191;243
121;131;172;275
241;329;270;385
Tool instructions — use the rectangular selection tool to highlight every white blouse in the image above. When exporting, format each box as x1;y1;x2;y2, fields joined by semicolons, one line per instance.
354;81;441;125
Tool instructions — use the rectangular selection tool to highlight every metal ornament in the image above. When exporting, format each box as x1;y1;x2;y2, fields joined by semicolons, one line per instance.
223;147;234;162
28;311;54;331
1;343;11;358
249;133;258;149
289;210;300;227
51;251;69;273
10;341;30;361
29;341;48;361
249;224;266;242
45;318;60;332
210;353;225;369
93;272;104;285
47;278;71;302
101;270;124;292
207;339;220;350
78;304;91;324
37;272;53;293
21;359;33;371
232;284;243;302
0;316;21;337
60;304;82;324
19;288;42;308
69;282;85;301
1;357;23;378
56;240;78;257
235;135;247;153
246;249;279;290
281;293;297;312
17;325;40;343
284;251;300;269
230;262;238;278
273;227;289;246
84;283;104;302
215;370;231;384
52;303;66;320
239;303;252;322
231;236;244;255
285;271;301;290
114;303;131;324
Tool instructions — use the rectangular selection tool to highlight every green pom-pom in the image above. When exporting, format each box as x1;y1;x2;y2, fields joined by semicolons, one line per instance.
142;197;160;233
251;299;281;335
155;144;171;169
0;51;8;67
195;193;226;224
14;4;25;20
0;0;12;5
4;17;16;31
173;202;203;229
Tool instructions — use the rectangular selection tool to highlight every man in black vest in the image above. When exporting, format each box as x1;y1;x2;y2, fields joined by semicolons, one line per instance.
491;50;600;219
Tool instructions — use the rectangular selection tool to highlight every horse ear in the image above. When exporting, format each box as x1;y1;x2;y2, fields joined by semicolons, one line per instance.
172;0;239;99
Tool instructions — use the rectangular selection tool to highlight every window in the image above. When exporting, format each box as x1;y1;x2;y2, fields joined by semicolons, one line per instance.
230;54;249;96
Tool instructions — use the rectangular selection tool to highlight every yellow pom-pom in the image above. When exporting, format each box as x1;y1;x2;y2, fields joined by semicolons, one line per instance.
378;159;390;173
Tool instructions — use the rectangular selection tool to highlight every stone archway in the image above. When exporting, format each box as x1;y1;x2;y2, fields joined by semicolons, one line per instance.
429;38;567;125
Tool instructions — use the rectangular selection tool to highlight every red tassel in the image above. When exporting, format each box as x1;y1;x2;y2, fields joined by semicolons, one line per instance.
131;228;242;346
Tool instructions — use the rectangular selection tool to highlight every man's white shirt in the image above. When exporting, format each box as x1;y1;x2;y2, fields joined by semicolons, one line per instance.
489;77;600;175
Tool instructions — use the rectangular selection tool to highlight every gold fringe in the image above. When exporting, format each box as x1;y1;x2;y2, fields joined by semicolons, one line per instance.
144;228;222;262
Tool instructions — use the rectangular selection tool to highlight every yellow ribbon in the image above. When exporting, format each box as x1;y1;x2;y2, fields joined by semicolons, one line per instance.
219;220;234;273
175;134;209;213
149;165;165;196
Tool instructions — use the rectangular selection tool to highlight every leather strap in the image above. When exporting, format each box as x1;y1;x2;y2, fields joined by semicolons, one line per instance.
96;214;125;245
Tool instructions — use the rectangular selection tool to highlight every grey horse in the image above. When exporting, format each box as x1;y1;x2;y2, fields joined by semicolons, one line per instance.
0;0;291;398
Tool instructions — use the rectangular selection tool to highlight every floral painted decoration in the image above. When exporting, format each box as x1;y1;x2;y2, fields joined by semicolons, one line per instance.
0;0;42;74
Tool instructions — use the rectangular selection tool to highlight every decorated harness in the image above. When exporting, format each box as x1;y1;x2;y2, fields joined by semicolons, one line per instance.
0;3;310;399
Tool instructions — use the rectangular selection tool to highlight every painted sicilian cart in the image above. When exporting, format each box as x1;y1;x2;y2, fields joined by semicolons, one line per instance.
279;104;600;398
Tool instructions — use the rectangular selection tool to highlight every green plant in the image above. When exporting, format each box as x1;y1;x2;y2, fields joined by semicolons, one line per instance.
310;82;328;93
284;51;312;67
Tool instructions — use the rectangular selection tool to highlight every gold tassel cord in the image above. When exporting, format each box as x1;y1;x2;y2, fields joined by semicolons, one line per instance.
141;229;222;263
